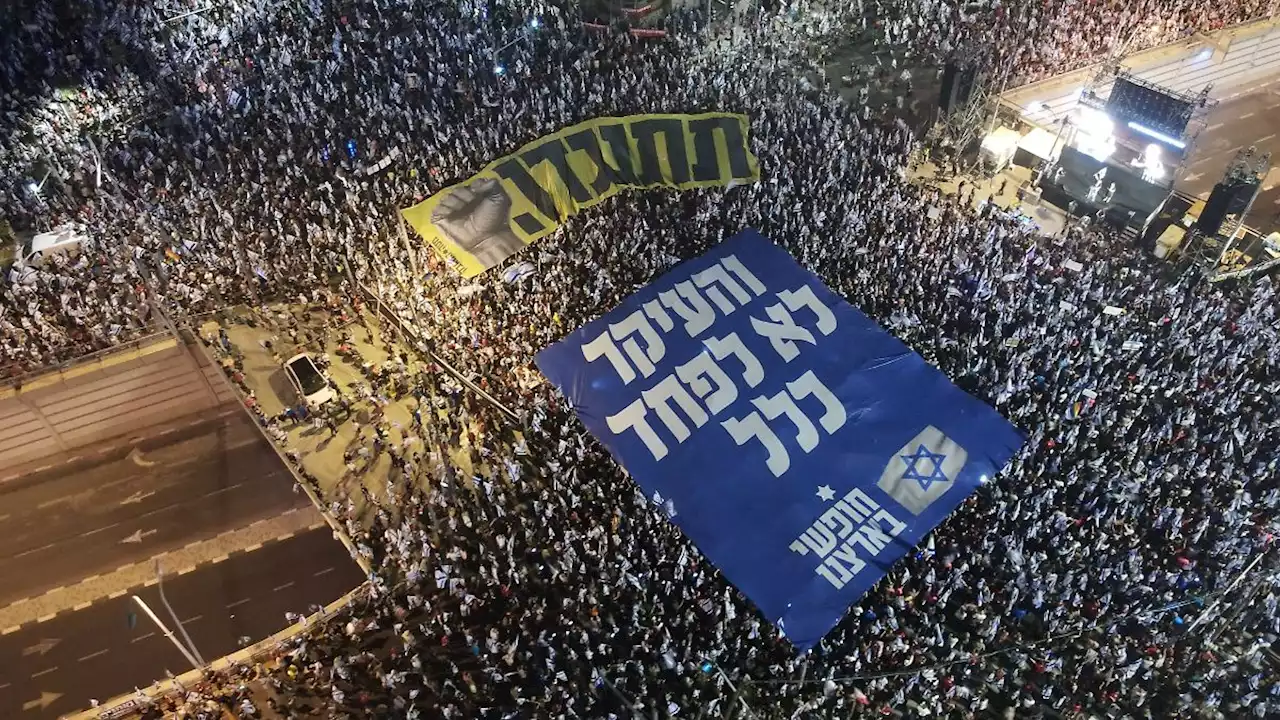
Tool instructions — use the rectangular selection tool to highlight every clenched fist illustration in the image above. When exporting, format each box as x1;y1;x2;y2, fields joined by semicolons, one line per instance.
431;177;525;269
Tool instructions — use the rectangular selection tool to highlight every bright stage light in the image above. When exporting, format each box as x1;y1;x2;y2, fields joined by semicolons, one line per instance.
1075;131;1116;162
494;64;505;75
1072;106;1116;162
1075;106;1114;137
1126;121;1186;149
1133;142;1166;182
981;128;1018;155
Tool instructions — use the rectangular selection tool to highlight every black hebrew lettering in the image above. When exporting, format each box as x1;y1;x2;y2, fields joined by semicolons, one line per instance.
630;118;690;186
520;136;595;204
597;122;640;187
493;157;558;235
689;116;753;181
565;127;619;198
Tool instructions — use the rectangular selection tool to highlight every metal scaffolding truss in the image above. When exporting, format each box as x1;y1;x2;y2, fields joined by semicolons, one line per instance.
926;69;990;166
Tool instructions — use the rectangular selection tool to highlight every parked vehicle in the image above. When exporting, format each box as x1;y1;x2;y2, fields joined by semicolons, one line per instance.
283;352;335;408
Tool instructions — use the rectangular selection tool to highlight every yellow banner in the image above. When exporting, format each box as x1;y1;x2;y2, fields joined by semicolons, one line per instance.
402;113;760;277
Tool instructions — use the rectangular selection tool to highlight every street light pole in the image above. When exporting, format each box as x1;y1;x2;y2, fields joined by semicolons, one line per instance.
131;595;202;671
715;668;759;720
156;561;206;666
1187;550;1269;634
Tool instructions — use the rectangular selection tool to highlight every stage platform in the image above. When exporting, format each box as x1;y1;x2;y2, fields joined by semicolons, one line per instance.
998;17;1280;235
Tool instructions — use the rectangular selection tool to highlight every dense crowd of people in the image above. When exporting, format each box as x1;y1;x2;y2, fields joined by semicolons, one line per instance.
801;0;1271;87
3;0;1280;718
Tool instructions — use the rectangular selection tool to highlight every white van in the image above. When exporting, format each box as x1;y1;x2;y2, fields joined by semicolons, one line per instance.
284;352;336;408
7;226;86;284
19;226;84;266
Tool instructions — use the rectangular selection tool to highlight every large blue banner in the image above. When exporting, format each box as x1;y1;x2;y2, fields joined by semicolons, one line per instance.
535;229;1024;650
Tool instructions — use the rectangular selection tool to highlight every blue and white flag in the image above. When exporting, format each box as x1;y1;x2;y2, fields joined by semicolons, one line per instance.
536;229;1024;650
502;261;537;284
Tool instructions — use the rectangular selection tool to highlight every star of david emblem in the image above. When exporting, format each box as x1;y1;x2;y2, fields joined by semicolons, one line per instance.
900;444;949;492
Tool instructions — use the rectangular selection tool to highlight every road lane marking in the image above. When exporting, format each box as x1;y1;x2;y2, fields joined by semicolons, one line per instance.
128;448;157;467
2;626;22;635
226;598;251;609
131;632;155;643
243;543;263;553
272;581;296;592
118;490;155;506
77;649;110;662
80;522;122;538
119;528;157;544
1207;122;1224;130
22;638;60;656
22;691;62;711
30;667;58;678
1240;112;1255;119
198;481;246;500
73;601;92;611
313;566;335;577
137;501;181;519
1259;134;1276;143
13;542;57;558
181;615;203;625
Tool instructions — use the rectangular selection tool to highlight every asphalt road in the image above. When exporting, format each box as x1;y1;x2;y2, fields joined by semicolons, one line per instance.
0;527;364;719
1178;87;1280;235
0;413;309;606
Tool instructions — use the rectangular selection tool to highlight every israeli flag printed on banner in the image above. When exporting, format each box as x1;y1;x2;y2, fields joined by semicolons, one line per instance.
877;426;968;516
536;229;1024;651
